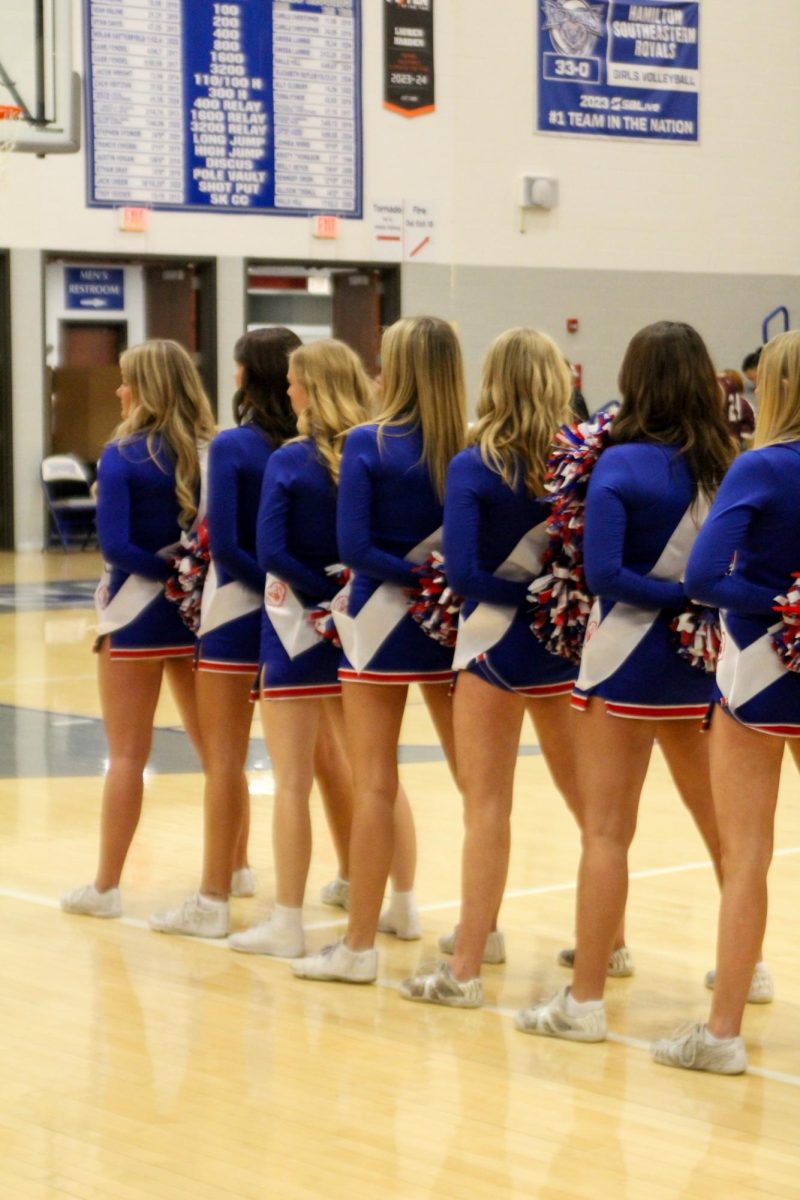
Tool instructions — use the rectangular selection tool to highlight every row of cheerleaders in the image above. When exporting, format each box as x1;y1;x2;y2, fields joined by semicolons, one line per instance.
167;405;800;712
78;323;800;1079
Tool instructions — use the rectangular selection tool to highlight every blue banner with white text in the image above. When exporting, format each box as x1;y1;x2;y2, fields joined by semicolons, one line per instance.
537;1;699;143
84;0;362;217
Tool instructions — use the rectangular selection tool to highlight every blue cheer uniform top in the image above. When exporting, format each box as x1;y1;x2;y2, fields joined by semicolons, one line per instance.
197;423;273;673
685;441;800;736
443;446;577;695
573;442;713;718
335;422;454;683
257;438;343;698
94;432;195;659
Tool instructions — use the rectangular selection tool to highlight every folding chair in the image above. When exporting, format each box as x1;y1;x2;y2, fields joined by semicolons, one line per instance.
41;454;98;551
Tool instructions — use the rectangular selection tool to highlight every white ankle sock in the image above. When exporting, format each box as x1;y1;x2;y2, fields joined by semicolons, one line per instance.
387;888;416;915
198;893;228;909
702;1026;736;1045
565;988;603;1016
273;904;303;930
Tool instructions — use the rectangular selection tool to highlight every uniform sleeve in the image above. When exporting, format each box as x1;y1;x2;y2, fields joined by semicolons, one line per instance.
207;434;265;594
443;454;529;606
337;429;418;587
584;452;686;609
96;445;171;581
684;453;782;615
257;450;339;601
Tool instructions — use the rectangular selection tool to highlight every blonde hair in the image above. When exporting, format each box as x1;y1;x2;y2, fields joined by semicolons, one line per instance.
115;339;216;526
754;331;800;448
375;316;467;501
290;340;375;483
470;328;572;495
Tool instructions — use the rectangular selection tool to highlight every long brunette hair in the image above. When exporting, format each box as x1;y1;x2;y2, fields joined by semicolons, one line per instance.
233;326;301;446
612;321;735;497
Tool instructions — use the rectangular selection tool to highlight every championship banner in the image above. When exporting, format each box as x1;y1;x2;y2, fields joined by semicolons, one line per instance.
383;0;435;117
537;1;700;143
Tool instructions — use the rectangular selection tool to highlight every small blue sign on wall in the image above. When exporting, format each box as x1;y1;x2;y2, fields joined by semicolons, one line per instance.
65;267;125;311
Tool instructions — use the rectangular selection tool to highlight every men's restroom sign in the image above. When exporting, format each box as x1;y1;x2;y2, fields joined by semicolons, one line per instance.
537;1;700;143
65;267;125;311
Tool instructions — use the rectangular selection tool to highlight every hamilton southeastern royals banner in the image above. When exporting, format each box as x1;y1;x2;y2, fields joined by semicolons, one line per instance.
537;1;700;143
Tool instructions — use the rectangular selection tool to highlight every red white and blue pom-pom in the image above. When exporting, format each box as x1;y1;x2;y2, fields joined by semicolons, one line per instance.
670;602;721;673
164;517;210;634
308;564;351;648
406;551;463;648
527;405;619;662
771;573;800;673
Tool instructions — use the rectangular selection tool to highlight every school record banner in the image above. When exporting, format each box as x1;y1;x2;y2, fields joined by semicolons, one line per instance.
84;0;363;217
537;1;700;143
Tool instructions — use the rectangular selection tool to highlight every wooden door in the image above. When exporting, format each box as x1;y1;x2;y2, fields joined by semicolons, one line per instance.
61;323;125;367
332;271;383;375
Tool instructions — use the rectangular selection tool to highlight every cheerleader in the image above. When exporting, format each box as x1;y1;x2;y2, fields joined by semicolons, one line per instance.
653;329;800;1074
397;329;588;1005
149;329;355;938
514;321;735;1042
224;339;369;954
61;340;216;917
292;316;467;983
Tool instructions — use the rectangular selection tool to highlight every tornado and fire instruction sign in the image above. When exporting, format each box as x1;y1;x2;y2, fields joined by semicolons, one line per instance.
537;1;700;143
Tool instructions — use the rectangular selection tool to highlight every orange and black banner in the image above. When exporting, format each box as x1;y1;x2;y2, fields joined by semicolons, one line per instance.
383;0;435;118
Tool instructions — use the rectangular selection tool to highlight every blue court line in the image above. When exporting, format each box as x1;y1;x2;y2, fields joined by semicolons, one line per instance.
0;580;99;612
0;702;543;779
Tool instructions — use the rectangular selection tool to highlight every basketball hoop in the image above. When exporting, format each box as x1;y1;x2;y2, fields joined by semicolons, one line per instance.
0;104;23;174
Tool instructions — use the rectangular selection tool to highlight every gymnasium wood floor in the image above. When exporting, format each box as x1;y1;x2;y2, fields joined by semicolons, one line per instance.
2;549;799;1199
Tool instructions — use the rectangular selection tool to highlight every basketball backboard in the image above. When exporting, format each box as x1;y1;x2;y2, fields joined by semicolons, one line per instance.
0;0;80;154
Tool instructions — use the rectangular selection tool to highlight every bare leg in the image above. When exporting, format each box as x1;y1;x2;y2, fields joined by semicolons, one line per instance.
389;784;416;892
163;657;205;764
419;681;458;781
534;697;626;951
528;696;582;823
571;700;654;1002
232;772;251;872
313;699;354;878
707;713;783;1038
196;672;254;898
657;719;722;883
95;643;164;891
261;698;321;907
314;701;415;890
341;682;407;951
451;672;524;980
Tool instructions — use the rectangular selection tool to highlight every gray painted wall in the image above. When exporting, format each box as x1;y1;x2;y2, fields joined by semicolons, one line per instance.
402;265;798;413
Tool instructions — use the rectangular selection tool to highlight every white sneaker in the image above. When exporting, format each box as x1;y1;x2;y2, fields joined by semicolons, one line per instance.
704;963;774;1004
229;918;304;958
514;986;607;1042
438;926;506;964
292;939;377;983
377;902;421;940
61;883;121;919
320;877;350;909
149;892;229;938
400;962;483;1008
652;1023;747;1075
557;945;635;977
230;867;257;898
